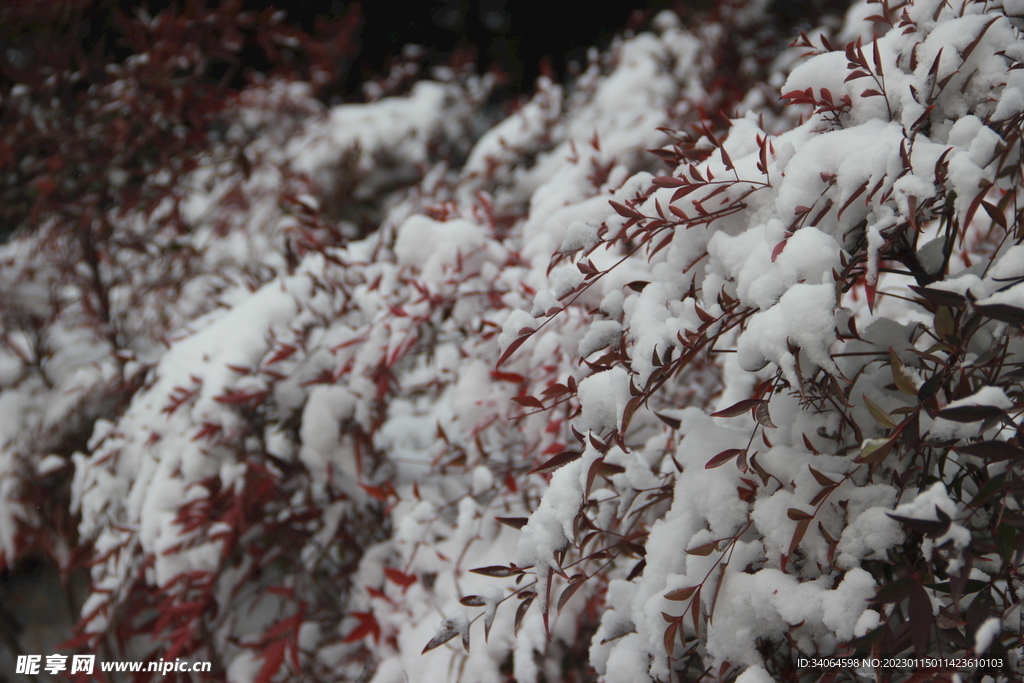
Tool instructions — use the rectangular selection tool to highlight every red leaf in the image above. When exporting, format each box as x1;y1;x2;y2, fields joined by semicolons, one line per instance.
954;441;1024;461
837;180;868;220
213;388;269;405
496;330;534;368
705;448;744;469
771;239;787;262
665;586;698;601
514;595;535;635
609;200;641;218
343;612;381;643
656;412;681;429
192;421;222;441
788;518;810;558
886;505;951;539
652;175;687;187
865;279;877;313
511;395;545;410
671;184;703;201
255;639;287;683
868;577;917;602
265;343;297;365
909;285;967;308
808;466;837;487
973;302;1024;326
711;399;763;418
935;404;1005;422
557;576;587;613
909;584;932;656
384;567;417;588
529;450;582;475
360;479;389;503
980;200;1006;228
490;370;525;383
470;565;522;577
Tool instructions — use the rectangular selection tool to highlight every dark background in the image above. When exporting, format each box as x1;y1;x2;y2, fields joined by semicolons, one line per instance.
3;0;831;104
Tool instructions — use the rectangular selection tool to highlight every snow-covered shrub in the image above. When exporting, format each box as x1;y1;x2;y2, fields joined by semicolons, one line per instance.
489;1;1024;680
3;0;1024;681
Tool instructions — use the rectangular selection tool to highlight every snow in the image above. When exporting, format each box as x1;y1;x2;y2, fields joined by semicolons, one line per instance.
737;283;840;383
836;507;905;569
734;666;775;683
576;367;631;433
974;617;1001;654
926;386;1014;441
577;320;622;358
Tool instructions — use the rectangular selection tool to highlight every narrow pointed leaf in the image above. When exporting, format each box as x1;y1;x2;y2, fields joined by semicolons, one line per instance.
862;393;897;430
665;586;698;601
421;619;459;654
705;448;744;469
711;398;762;418
529;450;582;475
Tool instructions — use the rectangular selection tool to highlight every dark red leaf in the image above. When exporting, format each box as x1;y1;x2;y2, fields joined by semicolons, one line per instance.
711;399;763;418
609;200;641;218
343;612;381;644
705;448;744;469
887;505;952;539
973;302;1024;326
686;540;718;556
935;404;1005;422
871;577;915;604
557;577;587;613
671;184;704;202
771;238;787;262
954;441;1024;461
255;639;287;683
496;330;534;368
421;619;460;654
213;388;269;405
656;413;681;429
837;181;869;220
511;395;545;410
909;584;932;656
754;401;776;429
490;370;526;383
626;558;646;580
529;450;582;475
808;466;837;487
665;586;698;601
514;595;534;635
652;175;687;187
470;565;522;577
981;200;1007;229
909;285;967;308
384;567;417;588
